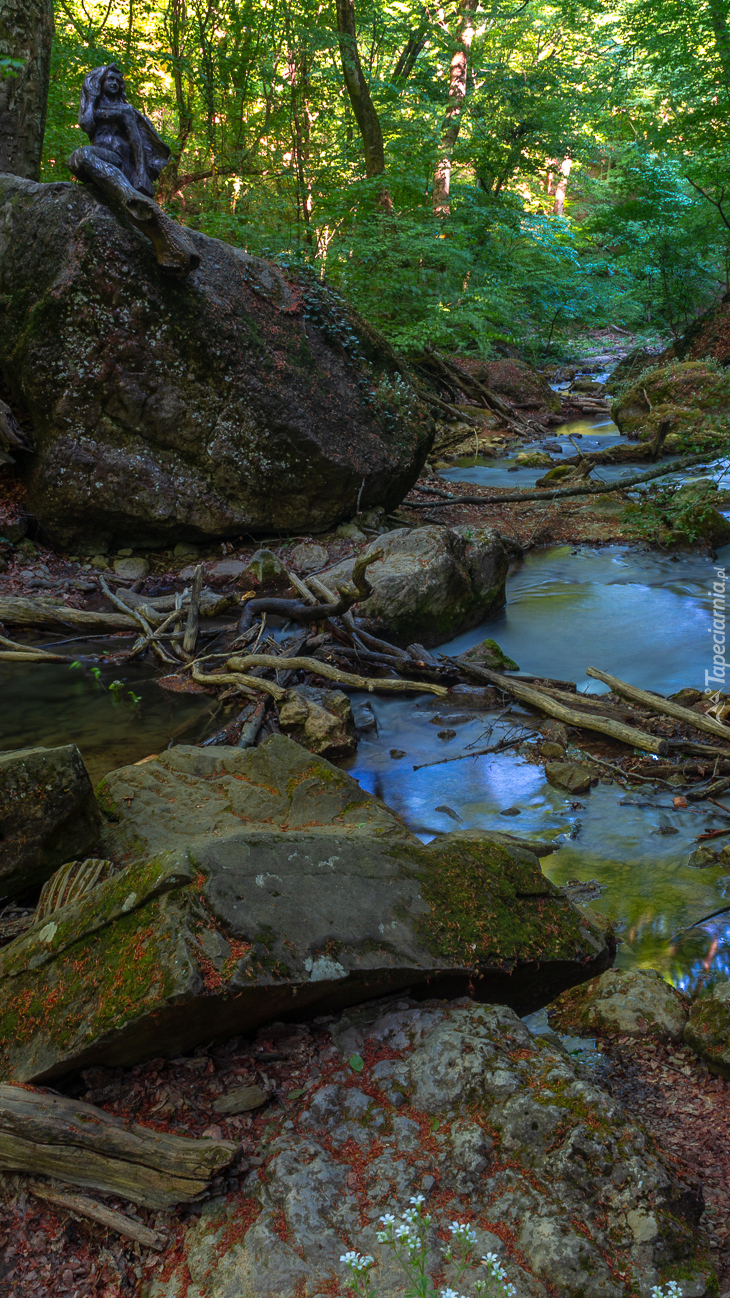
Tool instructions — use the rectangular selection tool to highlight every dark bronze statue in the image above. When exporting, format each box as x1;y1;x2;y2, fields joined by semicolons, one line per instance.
68;65;199;274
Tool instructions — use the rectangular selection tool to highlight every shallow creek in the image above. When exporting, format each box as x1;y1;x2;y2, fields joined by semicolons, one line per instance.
2;412;729;993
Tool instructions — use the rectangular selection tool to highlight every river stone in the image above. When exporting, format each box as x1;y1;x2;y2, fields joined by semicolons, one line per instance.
684;981;730;1076
0;737;613;1082
288;542;328;574
276;685;357;759
113;556;149;580
548;969;690;1042
143;998;709;1298
0;177;432;549
245;549;286;585
544;762;593;794
323;525;508;647
457;636;519;671
0;745;102;900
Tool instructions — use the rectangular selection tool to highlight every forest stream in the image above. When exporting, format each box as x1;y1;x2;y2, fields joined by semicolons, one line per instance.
3;403;727;1000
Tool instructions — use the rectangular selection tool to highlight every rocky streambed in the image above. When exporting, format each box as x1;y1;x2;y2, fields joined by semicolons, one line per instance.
3;309;730;1294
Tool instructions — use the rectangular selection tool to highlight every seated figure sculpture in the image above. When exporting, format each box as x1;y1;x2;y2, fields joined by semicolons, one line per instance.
68;64;199;274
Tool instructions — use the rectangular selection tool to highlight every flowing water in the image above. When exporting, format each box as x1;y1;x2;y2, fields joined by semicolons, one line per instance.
2;411;729;991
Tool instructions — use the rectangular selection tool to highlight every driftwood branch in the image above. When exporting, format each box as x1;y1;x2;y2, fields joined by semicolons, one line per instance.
27;1180;165;1249
0;1085;236;1210
183;563;203;656
457;666;669;755
226;653;449;696
586;667;730;745
238;551;383;633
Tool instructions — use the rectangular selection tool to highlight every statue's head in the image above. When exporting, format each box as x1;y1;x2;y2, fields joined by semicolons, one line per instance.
101;65;126;99
78;64;128;134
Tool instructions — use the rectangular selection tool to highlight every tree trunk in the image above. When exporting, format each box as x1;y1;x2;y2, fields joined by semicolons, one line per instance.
0;0;54;181
335;0;387;185
432;0;476;217
709;0;730;101
553;155;571;215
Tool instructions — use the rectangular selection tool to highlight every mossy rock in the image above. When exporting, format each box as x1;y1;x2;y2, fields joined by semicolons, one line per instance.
611;361;730;447
0;178;433;548
535;464;581;487
548;968;689;1041
0;737;612;1082
457;636;519;671
685;980;730;1076
515;451;553;468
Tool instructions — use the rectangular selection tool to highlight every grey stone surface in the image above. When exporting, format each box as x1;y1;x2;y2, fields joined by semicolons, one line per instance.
276;685;357;759
289;542;328;573
549;969;690;1042
0;745;102;899
0;738;611;1081
544;761;593;794
323;524;508;647
143;999;709;1298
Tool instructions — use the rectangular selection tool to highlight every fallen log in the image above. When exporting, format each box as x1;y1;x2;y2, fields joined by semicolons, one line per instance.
586;667;730;744
0;1085;236;1210
226;653;449;697
0;596;136;632
404;452;713;507
27;1180;165;1248
453;666;669;755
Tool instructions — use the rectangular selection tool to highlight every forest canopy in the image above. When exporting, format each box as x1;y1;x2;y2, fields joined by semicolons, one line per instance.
39;0;730;356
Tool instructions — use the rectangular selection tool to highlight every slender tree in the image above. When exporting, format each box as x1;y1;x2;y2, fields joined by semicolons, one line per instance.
0;0;54;180
432;0;477;217
335;0;386;180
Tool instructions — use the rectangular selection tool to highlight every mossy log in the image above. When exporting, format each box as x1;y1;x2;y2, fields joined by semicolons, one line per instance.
0;1085;236;1209
586;667;730;744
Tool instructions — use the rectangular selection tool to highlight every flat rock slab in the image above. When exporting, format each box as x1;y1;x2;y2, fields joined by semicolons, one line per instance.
0;745;102;899
548;968;689;1042
0;177;432;548
0;737;611;1081
145;999;709;1298
323;525;508;647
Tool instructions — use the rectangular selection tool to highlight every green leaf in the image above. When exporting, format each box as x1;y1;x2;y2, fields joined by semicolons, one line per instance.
287;1087;305;1100
349;1053;364;1073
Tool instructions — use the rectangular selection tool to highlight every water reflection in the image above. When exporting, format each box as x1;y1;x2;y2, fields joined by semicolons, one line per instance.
0;650;214;784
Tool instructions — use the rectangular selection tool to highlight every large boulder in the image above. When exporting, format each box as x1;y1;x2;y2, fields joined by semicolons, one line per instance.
0;176;433;548
144;999;709;1298
0;737;612;1081
611;360;730;449
548;969;690;1042
0;745;102;900
323;525;508;646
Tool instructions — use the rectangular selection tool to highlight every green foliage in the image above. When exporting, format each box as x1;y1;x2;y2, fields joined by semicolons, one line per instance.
41;0;730;352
